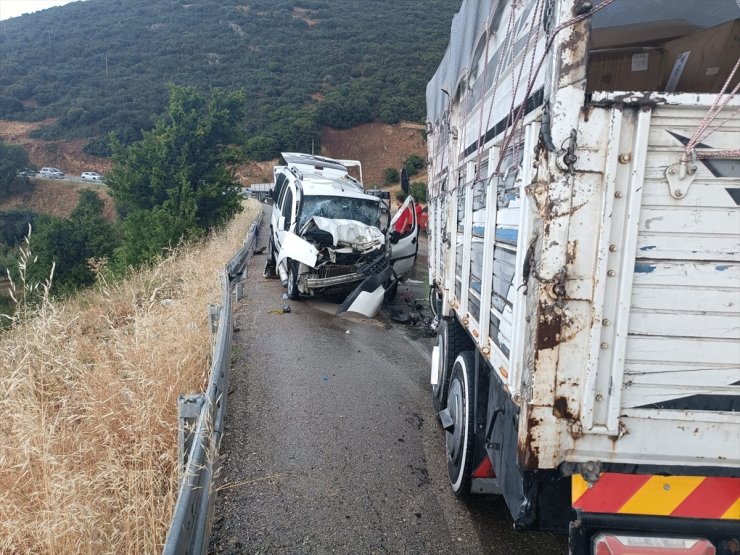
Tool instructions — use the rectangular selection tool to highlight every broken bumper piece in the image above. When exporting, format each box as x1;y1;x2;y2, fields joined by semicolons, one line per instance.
335;266;394;318
306;272;364;289
307;252;389;291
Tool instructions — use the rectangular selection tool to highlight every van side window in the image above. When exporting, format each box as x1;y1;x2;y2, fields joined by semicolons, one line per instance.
276;183;288;209
282;188;293;231
273;173;287;203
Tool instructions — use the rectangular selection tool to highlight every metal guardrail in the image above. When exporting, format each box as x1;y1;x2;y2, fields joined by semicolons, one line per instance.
163;210;263;555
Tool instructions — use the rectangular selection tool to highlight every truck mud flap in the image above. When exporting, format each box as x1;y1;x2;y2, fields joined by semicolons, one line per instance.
336;267;394;318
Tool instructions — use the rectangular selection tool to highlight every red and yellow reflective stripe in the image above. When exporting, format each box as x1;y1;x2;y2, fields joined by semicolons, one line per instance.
572;473;740;520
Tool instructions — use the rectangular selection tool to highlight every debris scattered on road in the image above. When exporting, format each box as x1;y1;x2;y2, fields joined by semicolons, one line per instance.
391;311;411;324
253;246;266;255
345;330;350;335
282;305;291;314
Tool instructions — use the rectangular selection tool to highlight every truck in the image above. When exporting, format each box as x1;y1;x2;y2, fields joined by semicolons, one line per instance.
425;1;740;553
246;182;273;202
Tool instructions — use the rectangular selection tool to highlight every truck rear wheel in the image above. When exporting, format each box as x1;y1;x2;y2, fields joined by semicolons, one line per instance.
432;317;474;415
446;351;476;497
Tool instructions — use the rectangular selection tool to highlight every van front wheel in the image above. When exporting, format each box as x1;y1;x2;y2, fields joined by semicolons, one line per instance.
286;260;300;300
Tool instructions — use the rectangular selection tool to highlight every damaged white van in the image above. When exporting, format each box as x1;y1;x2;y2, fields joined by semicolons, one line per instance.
265;153;418;317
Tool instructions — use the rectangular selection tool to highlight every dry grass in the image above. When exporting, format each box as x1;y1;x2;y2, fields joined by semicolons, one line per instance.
0;180;117;222
0;200;261;554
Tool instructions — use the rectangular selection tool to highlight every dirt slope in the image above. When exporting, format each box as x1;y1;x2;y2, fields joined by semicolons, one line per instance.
0;180;116;222
0;120;111;176
321;122;427;188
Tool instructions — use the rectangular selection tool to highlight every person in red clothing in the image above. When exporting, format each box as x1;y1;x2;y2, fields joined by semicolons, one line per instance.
393;191;414;235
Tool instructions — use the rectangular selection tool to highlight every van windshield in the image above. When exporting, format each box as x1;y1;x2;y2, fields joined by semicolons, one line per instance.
300;195;380;228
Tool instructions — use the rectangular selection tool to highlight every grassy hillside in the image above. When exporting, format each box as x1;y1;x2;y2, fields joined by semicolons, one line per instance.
0;199;261;552
0;0;460;158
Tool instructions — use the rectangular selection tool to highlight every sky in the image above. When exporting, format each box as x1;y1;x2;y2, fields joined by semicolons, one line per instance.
0;0;83;21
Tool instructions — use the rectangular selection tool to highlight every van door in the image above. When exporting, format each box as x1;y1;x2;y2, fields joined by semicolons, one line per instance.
275;184;295;251
388;195;419;278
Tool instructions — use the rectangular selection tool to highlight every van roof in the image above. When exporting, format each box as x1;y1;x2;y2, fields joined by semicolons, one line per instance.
276;165;378;202
282;151;364;185
299;172;378;201
282;152;349;173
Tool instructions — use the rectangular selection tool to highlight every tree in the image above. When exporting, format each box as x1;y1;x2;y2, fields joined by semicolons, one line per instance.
316;82;374;129
0;95;24;117
244;135;279;161
29;190;118;292
0;141;30;197
107;85;245;267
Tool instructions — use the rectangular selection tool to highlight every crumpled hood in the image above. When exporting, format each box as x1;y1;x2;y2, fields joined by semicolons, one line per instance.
304;217;385;251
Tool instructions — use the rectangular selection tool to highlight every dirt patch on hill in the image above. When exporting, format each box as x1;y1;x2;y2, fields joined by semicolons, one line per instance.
321;122;427;188
0;119;111;177
292;7;320;26
234;160;274;186
0;180;116;222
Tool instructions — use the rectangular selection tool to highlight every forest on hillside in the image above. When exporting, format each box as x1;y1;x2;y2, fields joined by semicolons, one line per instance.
0;0;460;159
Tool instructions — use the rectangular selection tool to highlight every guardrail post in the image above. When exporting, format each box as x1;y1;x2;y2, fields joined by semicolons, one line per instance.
235;280;244;301
178;393;205;478
208;304;221;334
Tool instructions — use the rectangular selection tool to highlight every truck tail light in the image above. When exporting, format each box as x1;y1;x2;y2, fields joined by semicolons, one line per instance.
594;533;715;555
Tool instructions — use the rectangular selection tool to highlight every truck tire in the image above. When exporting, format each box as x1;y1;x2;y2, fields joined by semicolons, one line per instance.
286;260;300;300
432;316;474;415
446;350;476;498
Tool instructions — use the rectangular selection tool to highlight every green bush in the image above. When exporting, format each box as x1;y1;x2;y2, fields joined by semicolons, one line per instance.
382;167;399;186
404;154;425;177
28;190;118;293
410;181;427;203
0;209;41;246
0;141;31;197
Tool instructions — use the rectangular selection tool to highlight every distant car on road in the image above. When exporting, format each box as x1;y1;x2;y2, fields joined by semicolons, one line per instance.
39;167;64;179
81;171;103;182
17;168;37;177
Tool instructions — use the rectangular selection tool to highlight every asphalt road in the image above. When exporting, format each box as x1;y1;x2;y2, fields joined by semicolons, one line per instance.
211;208;567;554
